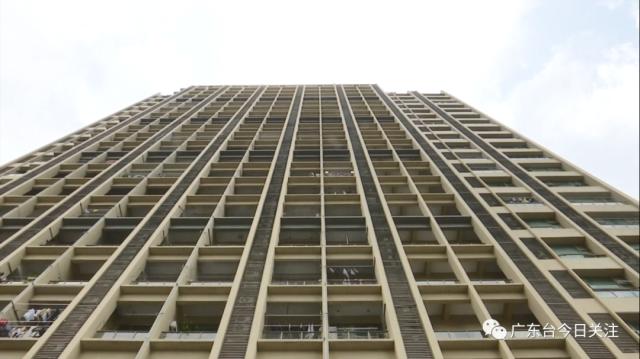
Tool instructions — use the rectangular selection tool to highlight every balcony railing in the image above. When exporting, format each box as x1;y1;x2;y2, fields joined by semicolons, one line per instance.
328;327;388;340
271;279;322;286
525;220;563;229
435;330;484;340
470;279;512;285
189;279;233;285
415;280;457;285
262;324;322;340
0;321;52;338
95;330;149;340
595;218;639;228
135;273;180;284
327;278;377;285
556;253;605;259
49;280;88;285
544;181;585;187
504;197;539;205
160;331;216;340
594;290;640;298
569;199;621;205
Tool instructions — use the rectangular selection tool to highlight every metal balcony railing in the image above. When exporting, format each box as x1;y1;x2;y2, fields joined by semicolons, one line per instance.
415;280;457;285
470;279;512;285
327;278;377;285
328;327;388;340
160;331;216;340
271;279;322;286
594;290;640;298
525;220;563;229
504;197;538;205
0;321;52;338
135;273;180;283
434;330;484;340
262;327;323;340
595;218;639;228
94;330;149;340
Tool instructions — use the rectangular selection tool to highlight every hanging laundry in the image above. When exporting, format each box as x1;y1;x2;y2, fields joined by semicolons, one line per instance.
23;309;36;322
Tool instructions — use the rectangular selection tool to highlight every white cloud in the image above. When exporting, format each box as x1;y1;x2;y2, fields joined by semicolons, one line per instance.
483;42;639;198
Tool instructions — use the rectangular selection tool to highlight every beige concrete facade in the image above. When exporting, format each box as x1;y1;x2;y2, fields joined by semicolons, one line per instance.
0;85;637;359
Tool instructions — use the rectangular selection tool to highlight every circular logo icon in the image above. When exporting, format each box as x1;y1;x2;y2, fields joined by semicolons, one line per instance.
482;319;507;340
491;325;508;340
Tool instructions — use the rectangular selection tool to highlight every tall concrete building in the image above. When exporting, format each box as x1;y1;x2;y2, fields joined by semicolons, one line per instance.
0;85;637;359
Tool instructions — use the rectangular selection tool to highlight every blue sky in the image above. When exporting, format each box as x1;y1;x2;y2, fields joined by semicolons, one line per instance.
0;0;638;198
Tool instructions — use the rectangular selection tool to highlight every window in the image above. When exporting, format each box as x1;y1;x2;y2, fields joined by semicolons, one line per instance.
584;278;639;298
551;245;600;258
522;217;563;229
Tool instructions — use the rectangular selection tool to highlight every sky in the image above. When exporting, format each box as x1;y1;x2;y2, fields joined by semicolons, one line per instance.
0;0;638;198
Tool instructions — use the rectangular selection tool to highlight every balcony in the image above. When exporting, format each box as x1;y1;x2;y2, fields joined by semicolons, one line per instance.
0;302;66;339
483;177;516;188
325;201;362;217
520;162;564;172
385;200;423;218
501;195;540;205
327;260;376;285
191;259;238;285
590;213;639;229
208;218;251;246
437;217;482;245
325;217;368;246
222;197;258;217
126;195;159;217
181;195;219;217
283;199;321;217
135;260;185;284
328;302;388;340
79;203;112;218
426;302;483;341
542;179;586;187
461;259;511;285
3;259;54;284
562;193;622;206
262;302;322;340
288;180;321;195
91;218;141;246
485;300;545;339
0;218;31;244
161;218;208;246
410;258;457;285
290;164;320;177
49;260;104;284
278;218;321;246
95;302;163;340
426;202;461;216
323;168;354;177
550;243;603;259
324;178;357;195
272;260;321;285
583;277;639;298
519;214;564;229
196;178;227;195
395;217;438;245
161;302;223;340
44;218;99;246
